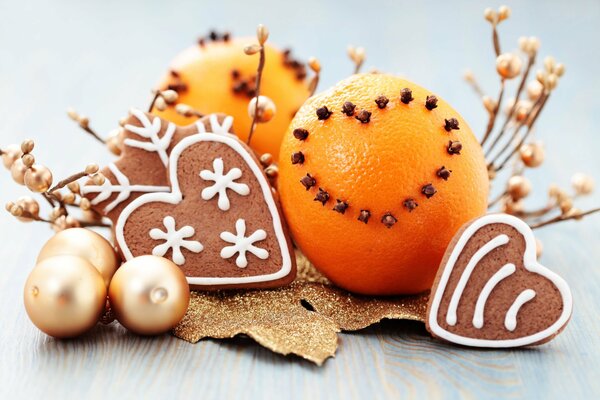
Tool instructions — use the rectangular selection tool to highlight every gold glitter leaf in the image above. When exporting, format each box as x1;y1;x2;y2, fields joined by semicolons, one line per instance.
173;252;429;365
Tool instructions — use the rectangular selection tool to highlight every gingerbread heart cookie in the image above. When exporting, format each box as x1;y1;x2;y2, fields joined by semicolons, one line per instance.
115;121;296;290
427;213;572;347
81;110;233;229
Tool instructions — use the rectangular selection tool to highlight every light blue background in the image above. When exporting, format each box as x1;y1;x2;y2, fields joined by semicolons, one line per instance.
0;1;599;398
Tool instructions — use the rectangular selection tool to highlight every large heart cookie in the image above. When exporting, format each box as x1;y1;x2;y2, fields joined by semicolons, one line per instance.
115;118;296;290
427;213;572;347
81;109;231;231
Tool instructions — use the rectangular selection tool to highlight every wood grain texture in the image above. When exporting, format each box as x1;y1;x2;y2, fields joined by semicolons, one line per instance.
1;0;600;398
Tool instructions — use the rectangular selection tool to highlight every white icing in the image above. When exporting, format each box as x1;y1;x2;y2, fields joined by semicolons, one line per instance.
80;163;170;213
115;117;293;286
472;263;516;329
220;219;269;268
428;213;573;348
504;289;536;331
149;216;203;266
446;234;510;326
124;109;175;166
200;158;250;211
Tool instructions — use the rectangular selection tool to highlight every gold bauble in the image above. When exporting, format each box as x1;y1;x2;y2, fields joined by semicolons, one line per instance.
37;228;120;287
2;144;22;169
10;158;28;185
24;255;106;338
15;196;40;222
109;255;190;335
247;95;276;123
24;164;53;193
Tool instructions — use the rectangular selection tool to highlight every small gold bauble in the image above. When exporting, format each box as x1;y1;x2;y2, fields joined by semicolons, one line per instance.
24;255;106;338
2;144;22;170
520;143;545;168
10;158;28;185
109;255;190;335
24;164;53;193
37;228;119;287
15;196;40;222
247;96;276;123
496;53;523;79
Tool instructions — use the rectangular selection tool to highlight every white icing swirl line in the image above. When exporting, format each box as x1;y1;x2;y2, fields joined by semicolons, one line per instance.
472;263;516;329
427;213;573;348
504;289;536;331
446;234;510;326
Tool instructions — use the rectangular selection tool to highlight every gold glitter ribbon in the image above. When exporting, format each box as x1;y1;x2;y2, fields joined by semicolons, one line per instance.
173;252;428;365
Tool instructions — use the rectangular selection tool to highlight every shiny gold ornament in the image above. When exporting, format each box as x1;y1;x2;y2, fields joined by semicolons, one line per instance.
109;255;190;335
496;53;523;79
37;228;119;287
24;255;106;338
10;158;28;185
507;175;531;200
520;143;545;167
247;96;276;123
24;164;53;193
15;196;40;222
2;144;22;169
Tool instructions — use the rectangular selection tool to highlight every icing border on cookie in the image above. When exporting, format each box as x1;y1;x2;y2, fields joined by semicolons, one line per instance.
115;117;293;286
428;213;573;348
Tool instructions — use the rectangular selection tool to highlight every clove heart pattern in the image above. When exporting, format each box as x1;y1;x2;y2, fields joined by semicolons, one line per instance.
427;213;572;348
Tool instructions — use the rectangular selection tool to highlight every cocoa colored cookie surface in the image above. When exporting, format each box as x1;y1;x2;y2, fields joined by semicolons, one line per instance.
115;120;296;290
81;110;232;251
426;213;572;347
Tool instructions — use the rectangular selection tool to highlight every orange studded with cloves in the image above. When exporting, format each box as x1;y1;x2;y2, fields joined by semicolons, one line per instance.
278;73;489;295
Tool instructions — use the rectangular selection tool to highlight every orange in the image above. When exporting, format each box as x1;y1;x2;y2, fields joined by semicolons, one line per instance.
153;36;310;161
278;73;489;295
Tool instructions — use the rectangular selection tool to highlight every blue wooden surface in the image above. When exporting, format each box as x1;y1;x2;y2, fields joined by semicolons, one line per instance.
1;0;599;398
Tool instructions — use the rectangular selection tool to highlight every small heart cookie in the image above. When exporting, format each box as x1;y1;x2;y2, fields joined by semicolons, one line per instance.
115;117;296;290
427;213;572;347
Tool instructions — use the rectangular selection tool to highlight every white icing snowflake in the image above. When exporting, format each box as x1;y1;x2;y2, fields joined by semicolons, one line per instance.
199;158;250;211
220;219;269;268
149;216;204;265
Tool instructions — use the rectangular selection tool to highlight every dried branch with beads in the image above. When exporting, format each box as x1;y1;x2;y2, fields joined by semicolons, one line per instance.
466;5;599;242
